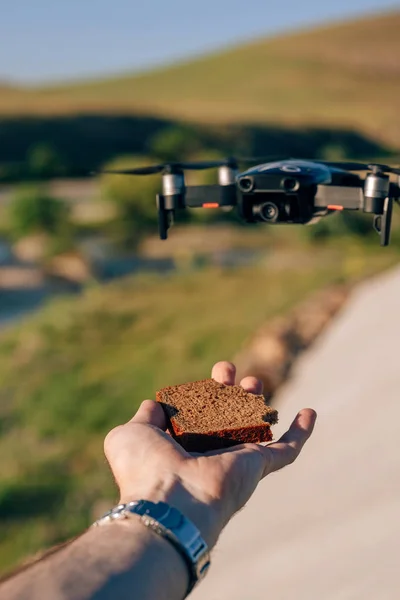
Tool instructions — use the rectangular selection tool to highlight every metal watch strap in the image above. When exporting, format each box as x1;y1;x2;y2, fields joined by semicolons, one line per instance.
93;500;211;595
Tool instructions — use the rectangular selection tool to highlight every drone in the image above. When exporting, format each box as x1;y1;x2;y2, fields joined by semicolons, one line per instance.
101;157;400;246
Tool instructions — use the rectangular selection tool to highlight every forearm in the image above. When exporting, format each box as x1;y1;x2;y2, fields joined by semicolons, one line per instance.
0;520;189;600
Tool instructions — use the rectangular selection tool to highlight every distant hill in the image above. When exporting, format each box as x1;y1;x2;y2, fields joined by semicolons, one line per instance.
1;11;399;149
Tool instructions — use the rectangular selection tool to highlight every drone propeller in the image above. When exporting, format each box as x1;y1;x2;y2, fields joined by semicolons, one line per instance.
314;161;400;176
99;161;230;176
98;156;286;176
101;164;170;176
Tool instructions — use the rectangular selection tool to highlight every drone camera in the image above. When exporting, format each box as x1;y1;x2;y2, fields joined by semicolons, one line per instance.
282;177;300;192
255;201;280;222
238;177;254;193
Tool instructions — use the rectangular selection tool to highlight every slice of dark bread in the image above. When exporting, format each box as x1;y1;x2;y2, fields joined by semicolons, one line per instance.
156;378;278;452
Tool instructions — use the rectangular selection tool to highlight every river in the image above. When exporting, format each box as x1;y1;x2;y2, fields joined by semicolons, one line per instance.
0;238;264;330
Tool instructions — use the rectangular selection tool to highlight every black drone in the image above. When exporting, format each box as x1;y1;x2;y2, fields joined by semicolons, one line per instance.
101;157;400;246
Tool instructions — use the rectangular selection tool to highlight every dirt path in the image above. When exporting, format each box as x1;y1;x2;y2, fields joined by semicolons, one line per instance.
193;266;400;600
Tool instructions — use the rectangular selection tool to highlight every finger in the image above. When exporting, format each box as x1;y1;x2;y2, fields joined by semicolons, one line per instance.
212;361;236;385
260;409;317;476
130;400;168;430
240;376;263;395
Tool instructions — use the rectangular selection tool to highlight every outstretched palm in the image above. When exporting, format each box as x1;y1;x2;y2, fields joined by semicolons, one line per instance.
104;361;316;548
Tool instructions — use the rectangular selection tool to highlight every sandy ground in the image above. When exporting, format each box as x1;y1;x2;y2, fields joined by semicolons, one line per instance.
192;266;400;600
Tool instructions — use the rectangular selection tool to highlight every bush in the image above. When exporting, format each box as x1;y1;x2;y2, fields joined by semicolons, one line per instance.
8;185;71;240
100;155;160;247
306;210;374;244
27;143;66;179
0;479;68;521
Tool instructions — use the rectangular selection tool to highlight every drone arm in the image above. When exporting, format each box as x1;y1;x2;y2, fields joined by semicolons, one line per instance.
184;184;237;208
315;183;399;247
314;186;363;210
156;185;237;240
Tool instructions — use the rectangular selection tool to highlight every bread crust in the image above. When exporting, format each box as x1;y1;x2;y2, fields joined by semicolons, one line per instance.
156;379;277;452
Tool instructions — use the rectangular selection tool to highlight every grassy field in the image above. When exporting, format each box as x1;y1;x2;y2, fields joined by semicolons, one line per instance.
0;238;399;573
2;11;399;149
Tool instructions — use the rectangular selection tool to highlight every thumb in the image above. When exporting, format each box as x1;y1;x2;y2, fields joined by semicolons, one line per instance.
130;400;168;430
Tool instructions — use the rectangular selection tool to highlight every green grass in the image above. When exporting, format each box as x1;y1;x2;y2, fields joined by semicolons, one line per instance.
0;238;399;573
2;11;399;149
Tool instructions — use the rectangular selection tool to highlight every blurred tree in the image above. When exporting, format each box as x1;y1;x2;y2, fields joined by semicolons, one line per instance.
8;185;71;241
148;126;203;162
100;155;160;247
0;162;24;183
184;150;223;187
320;143;347;161
306;210;374;243
341;211;375;237
27;143;65;179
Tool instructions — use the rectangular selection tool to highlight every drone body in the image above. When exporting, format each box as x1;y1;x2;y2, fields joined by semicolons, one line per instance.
102;157;400;246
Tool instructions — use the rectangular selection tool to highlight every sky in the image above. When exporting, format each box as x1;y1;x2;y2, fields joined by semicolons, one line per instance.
0;0;398;84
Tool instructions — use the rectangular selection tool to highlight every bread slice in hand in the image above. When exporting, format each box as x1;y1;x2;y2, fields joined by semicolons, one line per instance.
156;378;278;452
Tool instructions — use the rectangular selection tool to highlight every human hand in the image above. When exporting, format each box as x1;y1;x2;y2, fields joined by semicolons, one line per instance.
104;361;316;548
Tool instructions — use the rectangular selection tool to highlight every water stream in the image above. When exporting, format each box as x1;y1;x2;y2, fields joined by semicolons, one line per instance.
0;238;263;329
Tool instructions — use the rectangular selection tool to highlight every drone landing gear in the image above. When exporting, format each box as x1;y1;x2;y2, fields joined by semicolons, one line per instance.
373;197;393;247
157;194;174;240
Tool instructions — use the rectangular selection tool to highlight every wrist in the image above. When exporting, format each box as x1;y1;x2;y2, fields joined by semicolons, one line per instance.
119;474;221;549
96;497;211;596
90;518;190;600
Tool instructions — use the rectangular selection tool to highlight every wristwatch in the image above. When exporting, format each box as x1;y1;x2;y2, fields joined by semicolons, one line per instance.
93;499;211;595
